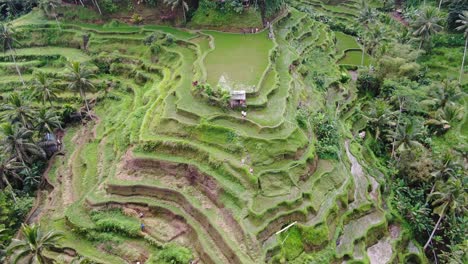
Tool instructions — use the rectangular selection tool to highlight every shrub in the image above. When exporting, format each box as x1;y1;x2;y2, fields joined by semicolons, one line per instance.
312;112;339;159
90;209;141;237
280;226;304;260
357;72;381;96
101;0;119;14
147;244;193;264
131;13;143;24
300;224;329;250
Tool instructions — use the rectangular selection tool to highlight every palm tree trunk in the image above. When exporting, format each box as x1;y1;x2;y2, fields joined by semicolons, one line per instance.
93;0;102;15
423;204;446;250
2;175;17;202
7;43;25;87
419;38;424;50
79;0;85;6
80;88;90;113
182;5;186;25
361;42;365;66
54;14;62;31
459;37;467;84
438;0;443;10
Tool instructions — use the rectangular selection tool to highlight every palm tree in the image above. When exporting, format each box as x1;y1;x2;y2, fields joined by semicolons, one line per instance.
65;61;96;113
357;4;377;66
0;123;46;164
423;177;465;250
430;152;460;187
386;120;424;156
35;108;62;135
425;104;463;134
0;23;25;87
164;0;189;25
1;93;36;128
7;224;63;264
30;72;59;106
456;11;468;83
412;7;443;50
363;99;397;140
39;0;62;31
0;156;25;195
423;79;462;110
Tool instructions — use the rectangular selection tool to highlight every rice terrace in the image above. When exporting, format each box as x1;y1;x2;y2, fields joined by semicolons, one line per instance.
0;0;466;264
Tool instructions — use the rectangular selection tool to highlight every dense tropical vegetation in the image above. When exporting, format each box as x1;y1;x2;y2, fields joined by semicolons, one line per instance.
0;0;466;263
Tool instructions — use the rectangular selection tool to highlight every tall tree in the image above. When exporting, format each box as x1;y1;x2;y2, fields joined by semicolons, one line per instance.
39;0;62;31
423;79;462;110
412;7;443;50
386;120;424;156
455;11;468;83
423;177;465;250
30;72;59;106
363;99;397;140
7;224;63;264
357;3;377;66
65;61;96;113
1;93;36;129
0;23;25;87
0;123;46;164
34;108;62;135
0;156;25;191
164;0;189;25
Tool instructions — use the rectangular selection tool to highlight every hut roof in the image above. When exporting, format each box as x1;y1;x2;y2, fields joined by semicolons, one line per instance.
230;90;246;100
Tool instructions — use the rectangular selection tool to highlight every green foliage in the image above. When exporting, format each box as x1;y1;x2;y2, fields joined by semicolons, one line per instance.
296;108;310;129
357;71;381;96
312;113;340;159
192;83;231;108
279;226;303;261
190;3;262;29
61;6;100;21
100;0;119;14
300;224;329;249
147;244;193;264
392;178;433;245
0;191;33;246
131;13;143;24
90;209;141;237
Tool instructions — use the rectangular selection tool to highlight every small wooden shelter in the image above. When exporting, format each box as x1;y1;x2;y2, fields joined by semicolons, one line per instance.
230;90;246;108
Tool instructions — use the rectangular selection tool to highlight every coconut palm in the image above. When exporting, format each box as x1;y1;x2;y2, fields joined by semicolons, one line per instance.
430;152;461;187
39;0;62;31
363;99;397;140
412;7;443;50
423;79;462;110
423;177;466;250
0;123;46;164
425;104;463;135
456;11;468;83
164;0;189;24
0;23;25;87
65;61;96;113
386;120;424;156
357;4;377;66
34;108;62;135
1;93;36;128
7;224;63;264
30;72;59;106
365;25;391;56
0;156;25;190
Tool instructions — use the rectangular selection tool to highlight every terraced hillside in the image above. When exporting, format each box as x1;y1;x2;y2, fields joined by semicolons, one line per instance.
9;3;427;264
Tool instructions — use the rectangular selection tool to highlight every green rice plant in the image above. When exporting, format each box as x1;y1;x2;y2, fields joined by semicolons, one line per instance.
90;209;141;237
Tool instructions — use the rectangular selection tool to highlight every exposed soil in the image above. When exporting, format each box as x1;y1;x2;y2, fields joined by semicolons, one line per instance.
367;238;393;264
105;184;247;264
